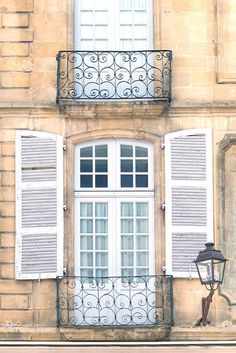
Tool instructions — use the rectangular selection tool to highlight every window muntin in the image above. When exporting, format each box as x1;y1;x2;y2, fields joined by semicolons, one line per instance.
75;140;153;191
74;139;154;279
78;201;109;278
77;143;109;188
74;0;153;51
120;144;149;188
75;198;154;279
120;201;150;277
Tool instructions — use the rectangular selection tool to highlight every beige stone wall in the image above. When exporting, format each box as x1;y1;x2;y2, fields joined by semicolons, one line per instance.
0;0;236;340
1;0;236;106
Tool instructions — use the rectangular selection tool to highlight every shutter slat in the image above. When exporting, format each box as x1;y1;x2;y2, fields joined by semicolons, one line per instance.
15;130;64;280
165;129;213;278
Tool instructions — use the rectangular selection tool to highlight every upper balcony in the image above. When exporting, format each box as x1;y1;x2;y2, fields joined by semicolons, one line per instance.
56;50;172;103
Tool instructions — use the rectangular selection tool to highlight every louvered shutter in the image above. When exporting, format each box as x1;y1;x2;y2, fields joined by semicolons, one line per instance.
15;130;64;280
165;129;213;277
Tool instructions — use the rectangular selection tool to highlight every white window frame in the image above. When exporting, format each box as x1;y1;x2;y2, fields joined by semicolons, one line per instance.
74;139;155;278
74;0;153;51
74;139;154;191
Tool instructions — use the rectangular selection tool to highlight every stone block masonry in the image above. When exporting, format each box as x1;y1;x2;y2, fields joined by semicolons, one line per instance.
0;1;33;102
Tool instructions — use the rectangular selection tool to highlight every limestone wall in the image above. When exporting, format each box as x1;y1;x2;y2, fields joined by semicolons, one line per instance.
0;0;236;340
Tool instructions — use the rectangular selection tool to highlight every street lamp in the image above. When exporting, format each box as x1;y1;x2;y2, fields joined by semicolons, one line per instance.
194;242;227;326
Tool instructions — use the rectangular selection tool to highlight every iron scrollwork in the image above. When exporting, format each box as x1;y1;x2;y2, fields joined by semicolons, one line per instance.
56;50;172;102
56;275;173;327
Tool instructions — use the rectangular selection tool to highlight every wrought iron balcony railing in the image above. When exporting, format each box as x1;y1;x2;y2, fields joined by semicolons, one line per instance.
56;50;172;102
56;275;173;327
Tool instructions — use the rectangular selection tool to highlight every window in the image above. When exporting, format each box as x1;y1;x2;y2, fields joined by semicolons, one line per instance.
74;0;153;51
15;129;213;283
74;140;155;279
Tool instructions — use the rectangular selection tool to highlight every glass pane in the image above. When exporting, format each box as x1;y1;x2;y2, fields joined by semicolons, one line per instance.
95;144;107;157
81;252;93;266
121;159;133;172
136;175;148;187
95;11;108;25
135;146;148;157
120;10;132;24
120;39;133;50
95;203;108;217
136;235;148;250
121;235;133;250
136;268;148;277
96;253;108;266
120;0;133;10
136;252;148;266
95;219;108;233
80;203;93;217
95;25;108;39
81;175;93;187
95;236;108;250
80;159;93;172
95;159;107;172
95;175;107;187
121;175;133;187
121;268;133;277
121;202;133;217
81;11;94;25
120;25;132;39
134;24;146;38
134;10;146;24
80;219;93;233
136;219;148;233
121;252;134;266
81;268;93;278
96;269;108;279
121;219;133;233
80;146;93;157
121;144;133;157
136;202;148;217
80;235;93;250
81;25;94;39
134;0;147;9
136;159;148;172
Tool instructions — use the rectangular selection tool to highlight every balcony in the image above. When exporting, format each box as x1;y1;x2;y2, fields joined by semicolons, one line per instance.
56;50;172;103
56;275;173;327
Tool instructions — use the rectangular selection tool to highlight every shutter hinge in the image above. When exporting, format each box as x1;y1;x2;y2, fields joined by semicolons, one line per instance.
63;204;67;211
161;143;165;150
63;143;67;151
161;203;165;211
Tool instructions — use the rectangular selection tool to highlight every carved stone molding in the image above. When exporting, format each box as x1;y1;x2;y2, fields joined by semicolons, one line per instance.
216;0;236;83
218;134;236;305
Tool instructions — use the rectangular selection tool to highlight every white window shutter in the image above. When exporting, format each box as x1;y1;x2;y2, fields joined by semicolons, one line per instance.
165;129;213;278
15;130;64;280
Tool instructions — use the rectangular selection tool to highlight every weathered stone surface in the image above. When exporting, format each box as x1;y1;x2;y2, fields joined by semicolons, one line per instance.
2;13;29;27
2;43;29;57
0;0;33;12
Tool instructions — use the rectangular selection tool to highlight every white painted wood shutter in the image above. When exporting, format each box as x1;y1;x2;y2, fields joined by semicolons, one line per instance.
165;129;213;277
15;130;64;280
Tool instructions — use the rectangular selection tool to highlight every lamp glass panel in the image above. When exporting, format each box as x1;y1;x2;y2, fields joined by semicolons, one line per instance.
197;259;213;283
213;260;225;283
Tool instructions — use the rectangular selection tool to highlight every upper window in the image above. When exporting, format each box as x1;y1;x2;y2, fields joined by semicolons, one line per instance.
74;139;153;190
74;0;153;50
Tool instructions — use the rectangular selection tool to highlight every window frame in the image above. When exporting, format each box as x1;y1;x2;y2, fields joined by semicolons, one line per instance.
74;139;154;191
74;139;155;278
74;0;153;51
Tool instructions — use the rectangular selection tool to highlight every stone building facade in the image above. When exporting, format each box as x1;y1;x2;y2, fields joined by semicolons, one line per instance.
0;0;236;341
